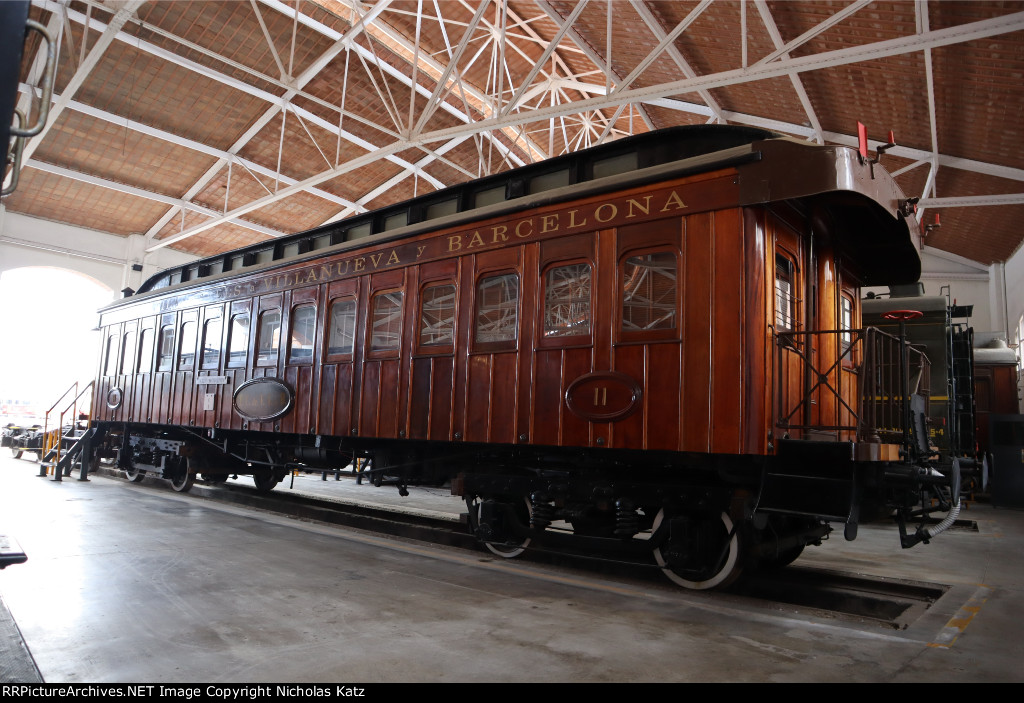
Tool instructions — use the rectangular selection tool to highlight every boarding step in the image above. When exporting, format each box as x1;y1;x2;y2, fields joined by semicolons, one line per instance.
756;439;856;523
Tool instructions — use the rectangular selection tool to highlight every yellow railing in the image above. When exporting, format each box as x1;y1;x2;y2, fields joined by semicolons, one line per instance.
42;381;94;474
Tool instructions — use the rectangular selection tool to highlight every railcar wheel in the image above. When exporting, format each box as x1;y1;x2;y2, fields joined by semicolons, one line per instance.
467;496;532;558
766;544;804;569
652;510;745;590
253;473;281;494
125;467;145;482
169;470;195;493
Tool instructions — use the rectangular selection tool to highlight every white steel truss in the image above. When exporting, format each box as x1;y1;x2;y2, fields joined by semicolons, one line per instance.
14;0;1024;258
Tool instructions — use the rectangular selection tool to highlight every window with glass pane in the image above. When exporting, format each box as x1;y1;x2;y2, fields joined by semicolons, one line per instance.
121;332;136;374
157;326;174;371
104;335;118;375
288;305;316;364
544;264;591;338
370;292;403;351
840;295;854;351
257;310;281;363
419;284;456;347
227;314;249;367
475;273;519;344
775;255;795;330
327;299;356;355
178;321;197;369
138;328;153;372
202;318;222;369
621;253;676;331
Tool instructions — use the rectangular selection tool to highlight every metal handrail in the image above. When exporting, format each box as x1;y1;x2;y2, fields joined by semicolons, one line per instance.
42;381;94;470
775;326;931;448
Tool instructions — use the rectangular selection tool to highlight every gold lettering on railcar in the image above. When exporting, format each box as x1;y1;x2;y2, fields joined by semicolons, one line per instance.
222;185;712;301
594;203;617;223
567;210;588;228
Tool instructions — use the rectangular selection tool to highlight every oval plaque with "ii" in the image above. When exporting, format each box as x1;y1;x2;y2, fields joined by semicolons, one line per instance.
564;372;642;423
232;377;294;422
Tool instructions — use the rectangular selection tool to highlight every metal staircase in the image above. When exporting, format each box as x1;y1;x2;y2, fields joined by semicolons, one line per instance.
37;381;99;481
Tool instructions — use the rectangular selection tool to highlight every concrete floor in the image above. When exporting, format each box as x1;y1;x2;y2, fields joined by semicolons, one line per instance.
1;450;1022;683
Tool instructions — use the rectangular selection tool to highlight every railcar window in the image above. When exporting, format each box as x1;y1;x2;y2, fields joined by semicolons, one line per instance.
544;263;592;338
288;304;317;364
840;294;854;351
775;255;795;330
178;321;197;369
419;283;457;347
529;169;570;194
426;198;458;220
202;318;222;370
370;292;404;352
384;212;408;231
621;253;677;331
138;328;153;373
121;332;136;375
593;152;638;179
157;326;174;371
257;310;281;364
104;335;118;376
474;185;506;208
327;299;356;355
347;223;372;241
475;273;520;344
227;314;250;367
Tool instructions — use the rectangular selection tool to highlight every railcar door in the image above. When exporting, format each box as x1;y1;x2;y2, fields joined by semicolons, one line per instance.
250;293;284;432
771;211;808;440
360;270;407;439
152;313;176;425
195;304;224;429
110;320;138;424
130;319;156;425
462;247;525;445
609;218;686;452
532;232;600;448
281;286;319;435
222;300;251;431
97;325;122;424
321;278;361;438
408;259;459;442
171;309;199;426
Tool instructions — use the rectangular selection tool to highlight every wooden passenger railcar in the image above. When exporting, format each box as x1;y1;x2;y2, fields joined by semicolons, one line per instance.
89;125;957;589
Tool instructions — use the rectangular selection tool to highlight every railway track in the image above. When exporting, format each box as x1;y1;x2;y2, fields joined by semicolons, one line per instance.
101;467;951;631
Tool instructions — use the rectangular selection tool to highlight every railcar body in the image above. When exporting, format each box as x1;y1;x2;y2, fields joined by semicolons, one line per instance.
89;125;958;589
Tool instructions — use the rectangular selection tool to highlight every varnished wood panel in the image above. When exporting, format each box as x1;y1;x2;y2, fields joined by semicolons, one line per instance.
710;208;744;454
611;344;647;449
533;350;566;446
489;352;519;444
681;213;712;453
428;357;456;441
645;344;682;451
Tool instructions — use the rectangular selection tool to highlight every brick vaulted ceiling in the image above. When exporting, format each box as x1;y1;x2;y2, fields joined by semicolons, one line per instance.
5;0;1024;266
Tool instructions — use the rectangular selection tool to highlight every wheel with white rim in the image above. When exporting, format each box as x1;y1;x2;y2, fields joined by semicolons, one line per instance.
466;496;532;559
652;509;744;590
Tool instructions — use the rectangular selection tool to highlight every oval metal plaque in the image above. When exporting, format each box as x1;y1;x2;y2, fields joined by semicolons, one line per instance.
105;387;123;409
232;377;294;422
564;372;642;423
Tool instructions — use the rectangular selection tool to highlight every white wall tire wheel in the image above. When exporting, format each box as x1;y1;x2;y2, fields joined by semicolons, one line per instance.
653;510;744;590
468;496;532;559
